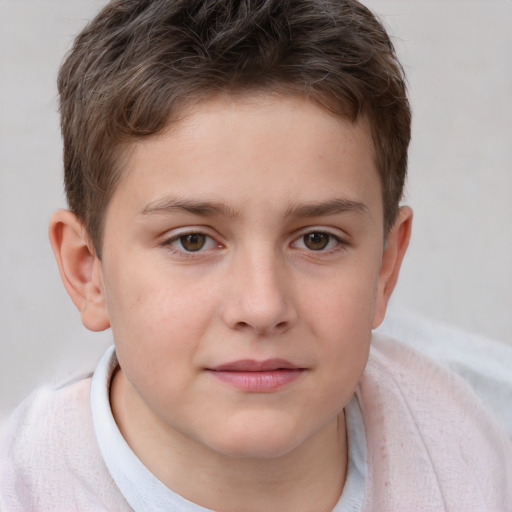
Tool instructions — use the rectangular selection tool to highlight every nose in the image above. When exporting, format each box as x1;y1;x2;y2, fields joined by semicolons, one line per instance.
221;248;298;336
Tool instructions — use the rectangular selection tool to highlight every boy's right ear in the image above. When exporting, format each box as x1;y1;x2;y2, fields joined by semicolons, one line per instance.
49;210;110;332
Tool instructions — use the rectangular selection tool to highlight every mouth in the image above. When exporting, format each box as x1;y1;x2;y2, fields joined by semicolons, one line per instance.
207;359;305;392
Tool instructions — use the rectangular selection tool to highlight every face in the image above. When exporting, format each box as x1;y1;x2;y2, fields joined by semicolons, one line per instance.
97;94;392;460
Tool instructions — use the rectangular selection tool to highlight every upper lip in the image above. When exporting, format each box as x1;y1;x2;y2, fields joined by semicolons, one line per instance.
209;359;302;372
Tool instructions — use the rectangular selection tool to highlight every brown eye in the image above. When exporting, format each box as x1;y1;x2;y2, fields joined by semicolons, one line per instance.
180;233;207;252
166;231;220;255
303;233;330;251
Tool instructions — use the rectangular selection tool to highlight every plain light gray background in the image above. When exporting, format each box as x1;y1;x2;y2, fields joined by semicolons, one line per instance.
1;0;511;415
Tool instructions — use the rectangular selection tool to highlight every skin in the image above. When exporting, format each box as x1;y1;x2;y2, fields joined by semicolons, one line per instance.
50;94;411;512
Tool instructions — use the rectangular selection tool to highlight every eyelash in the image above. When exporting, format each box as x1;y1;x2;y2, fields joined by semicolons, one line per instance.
160;229;350;258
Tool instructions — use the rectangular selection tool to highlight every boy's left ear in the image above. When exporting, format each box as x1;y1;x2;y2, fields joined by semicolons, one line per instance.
372;206;413;328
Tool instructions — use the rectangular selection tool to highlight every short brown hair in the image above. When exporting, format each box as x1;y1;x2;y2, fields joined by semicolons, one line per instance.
58;0;411;254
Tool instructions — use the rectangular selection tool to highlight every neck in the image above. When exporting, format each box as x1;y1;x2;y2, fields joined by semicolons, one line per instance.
111;369;348;512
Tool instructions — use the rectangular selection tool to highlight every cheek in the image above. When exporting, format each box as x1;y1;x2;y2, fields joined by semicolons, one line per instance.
102;260;222;374
105;258;191;329
302;263;378;387
305;262;380;334
105;271;201;400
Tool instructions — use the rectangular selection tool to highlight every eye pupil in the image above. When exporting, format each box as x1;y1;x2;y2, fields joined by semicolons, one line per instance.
180;234;206;252
304;233;329;251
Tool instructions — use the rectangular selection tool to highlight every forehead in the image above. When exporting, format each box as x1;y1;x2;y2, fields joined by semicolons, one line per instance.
110;94;381;223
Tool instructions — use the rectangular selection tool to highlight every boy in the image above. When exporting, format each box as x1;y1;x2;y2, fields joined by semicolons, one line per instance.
1;0;511;510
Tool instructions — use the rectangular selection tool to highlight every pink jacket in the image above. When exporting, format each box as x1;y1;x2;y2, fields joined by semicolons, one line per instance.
359;334;512;511
1;335;511;511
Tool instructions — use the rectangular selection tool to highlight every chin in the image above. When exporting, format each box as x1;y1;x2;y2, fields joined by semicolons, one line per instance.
216;437;301;460
204;417;312;460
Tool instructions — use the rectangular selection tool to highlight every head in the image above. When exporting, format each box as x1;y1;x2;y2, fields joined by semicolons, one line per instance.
50;0;412;483
58;0;411;256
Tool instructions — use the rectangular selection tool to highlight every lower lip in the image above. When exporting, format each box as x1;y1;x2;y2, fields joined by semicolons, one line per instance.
208;369;304;392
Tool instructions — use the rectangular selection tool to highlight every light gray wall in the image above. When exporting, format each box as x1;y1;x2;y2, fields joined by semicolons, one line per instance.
1;0;511;414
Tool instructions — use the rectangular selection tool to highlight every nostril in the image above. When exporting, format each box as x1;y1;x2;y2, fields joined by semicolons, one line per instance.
234;321;252;332
256;322;289;335
232;321;289;335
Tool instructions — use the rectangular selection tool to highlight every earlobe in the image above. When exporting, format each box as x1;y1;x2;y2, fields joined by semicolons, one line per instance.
48;210;110;332
371;206;413;328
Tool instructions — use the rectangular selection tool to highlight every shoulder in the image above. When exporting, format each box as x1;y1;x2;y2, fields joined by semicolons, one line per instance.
378;308;512;437
358;333;512;511
0;376;129;511
1;375;94;475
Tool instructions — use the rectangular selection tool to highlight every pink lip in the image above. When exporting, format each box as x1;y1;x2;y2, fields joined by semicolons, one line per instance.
207;359;305;392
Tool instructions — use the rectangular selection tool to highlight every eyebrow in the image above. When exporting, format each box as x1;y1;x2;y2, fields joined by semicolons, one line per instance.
140;196;368;219
284;198;369;218
140;197;241;218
